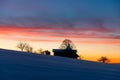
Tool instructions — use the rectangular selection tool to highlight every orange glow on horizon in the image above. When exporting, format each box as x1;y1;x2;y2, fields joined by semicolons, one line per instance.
0;25;120;63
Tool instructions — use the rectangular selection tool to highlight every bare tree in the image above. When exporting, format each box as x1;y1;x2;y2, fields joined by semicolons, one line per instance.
98;56;110;63
16;42;28;51
24;45;33;53
16;42;33;53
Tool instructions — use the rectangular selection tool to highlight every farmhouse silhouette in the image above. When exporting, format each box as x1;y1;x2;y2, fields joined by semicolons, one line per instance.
53;39;79;59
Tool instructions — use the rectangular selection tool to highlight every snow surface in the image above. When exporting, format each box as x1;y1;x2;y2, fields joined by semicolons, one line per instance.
0;49;120;80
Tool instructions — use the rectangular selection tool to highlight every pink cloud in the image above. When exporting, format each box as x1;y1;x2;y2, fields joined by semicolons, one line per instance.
0;25;120;44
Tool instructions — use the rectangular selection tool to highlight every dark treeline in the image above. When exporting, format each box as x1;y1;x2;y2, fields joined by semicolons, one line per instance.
16;41;110;63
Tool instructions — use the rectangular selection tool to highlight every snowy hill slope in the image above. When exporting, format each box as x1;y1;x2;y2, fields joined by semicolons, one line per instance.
0;49;120;80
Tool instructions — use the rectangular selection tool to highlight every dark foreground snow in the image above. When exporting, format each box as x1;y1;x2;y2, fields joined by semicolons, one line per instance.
0;49;120;80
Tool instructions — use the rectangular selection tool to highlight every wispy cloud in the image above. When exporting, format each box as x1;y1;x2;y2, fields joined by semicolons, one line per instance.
0;26;120;44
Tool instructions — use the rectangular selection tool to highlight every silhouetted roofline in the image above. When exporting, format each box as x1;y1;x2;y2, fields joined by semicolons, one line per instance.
53;49;77;52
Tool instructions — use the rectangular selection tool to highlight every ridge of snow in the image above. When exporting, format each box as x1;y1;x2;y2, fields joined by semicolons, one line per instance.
0;49;120;80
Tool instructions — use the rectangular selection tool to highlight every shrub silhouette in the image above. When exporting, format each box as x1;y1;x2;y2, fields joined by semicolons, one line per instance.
34;49;50;55
98;56;110;63
37;48;45;54
44;50;50;55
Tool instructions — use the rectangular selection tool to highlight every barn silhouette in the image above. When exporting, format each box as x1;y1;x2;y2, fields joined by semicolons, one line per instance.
53;39;79;59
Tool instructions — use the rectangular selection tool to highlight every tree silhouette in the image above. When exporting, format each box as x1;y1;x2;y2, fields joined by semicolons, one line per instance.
16;42;33;53
59;39;76;49
98;56;110;63
17;42;28;51
24;45;33;53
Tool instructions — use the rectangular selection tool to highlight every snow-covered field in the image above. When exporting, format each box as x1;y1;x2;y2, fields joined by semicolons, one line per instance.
0;49;120;80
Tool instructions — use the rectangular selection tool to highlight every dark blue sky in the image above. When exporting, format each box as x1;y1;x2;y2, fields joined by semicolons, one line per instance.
0;0;120;18
0;0;120;27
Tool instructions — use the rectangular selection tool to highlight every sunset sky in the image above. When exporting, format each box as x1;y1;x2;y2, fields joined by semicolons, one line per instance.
0;0;120;63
